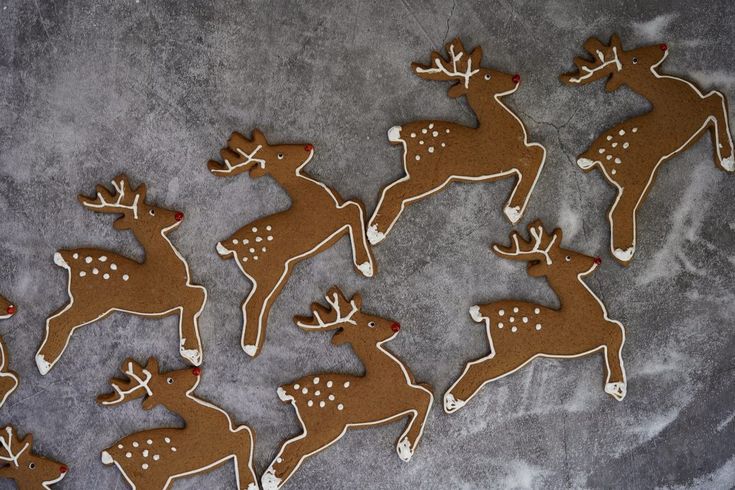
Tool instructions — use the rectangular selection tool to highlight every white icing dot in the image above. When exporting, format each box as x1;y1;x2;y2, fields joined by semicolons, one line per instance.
619;129;625;136
143;450;149;457
513;307;519;313
611;142;618;148
632;127;638;133
623;142;629;149
267;236;273;241
110;263;117;270
611;169;617;175
146;440;152;445
255;237;262;242
328;394;335;400
171;447;176;452
261;247;267;252
535;324;542;331
142;463;149;470
522;317;528;323
598;148;605;154
498;309;505;316
343;381;350;388
428;146;434;153
251;227;258;232
429;123;434;129
232;239;239;244
606;135;612;141
122;274;129;281
422;129;427;134
266;225;272;231
445;129;450;133
117;444;123;449
103;273;110;280
606;155;612;160
165;438;171;444
313;377;320;384
432;131;438;136
99;256;107;262
153;455;160;461
242;257;248;262
410;133;416;138
276;458;282;463
320;401;326;408
419;140;424;145
614;158;621;164
498;322;504;329
93;268;99;274
337;404;344;410
85;256;93;263
253;256;259;260
302;387;308;394
326;381;333;388
126;452;132;458
415;155;420;160
79;271;86;277
315;390;321;396
307;400;313;407
133;442;139;448
441;142;446;147
512;326;518;332
509;317;515;322
73;253;79;259
243;239;249;244
294;384;300;389
249;248;255;253
534;308;540;314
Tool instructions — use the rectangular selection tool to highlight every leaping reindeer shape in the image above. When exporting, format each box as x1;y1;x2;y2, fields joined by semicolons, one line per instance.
445;222;626;414
367;38;546;244
209;130;375;357
561;35;734;265
0;426;68;489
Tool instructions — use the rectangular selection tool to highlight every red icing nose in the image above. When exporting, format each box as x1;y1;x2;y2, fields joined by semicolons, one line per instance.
304;144;314;152
192;367;201;376
60;466;68;474
659;43;668;51
594;257;602;265
175;212;184;222
6;305;15;315
512;74;521;84
391;322;401;333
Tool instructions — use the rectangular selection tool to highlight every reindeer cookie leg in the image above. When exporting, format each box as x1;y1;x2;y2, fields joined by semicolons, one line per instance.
601;322;626;400
233;427;257;490
178;285;207;366
343;201;375;277
705;92;735;171
396;388;433;462
240;270;290;357
503;145;546;223
0;337;18;407
263;429;344;490
609;180;648;265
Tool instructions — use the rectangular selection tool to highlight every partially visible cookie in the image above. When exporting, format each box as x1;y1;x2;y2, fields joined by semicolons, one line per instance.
0;295;18;408
0;426;68;488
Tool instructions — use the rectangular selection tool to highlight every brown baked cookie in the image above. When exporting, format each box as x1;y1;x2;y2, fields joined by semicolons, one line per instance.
0;426;68;488
0;295;19;408
445;221;626;414
261;287;433;489
367;38;546;245
209;130;375;357
36;175;207;375
561;35;734;265
98;358;257;490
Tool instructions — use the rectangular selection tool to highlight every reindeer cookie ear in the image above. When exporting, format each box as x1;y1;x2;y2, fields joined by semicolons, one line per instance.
251;128;268;145
447;83;466;98
112;215;132;230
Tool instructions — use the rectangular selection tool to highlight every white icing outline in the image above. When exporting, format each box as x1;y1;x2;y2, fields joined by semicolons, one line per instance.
0;318;18;409
102;370;257;490
368;82;546;243
574;48;734;263
37;195;207;374
262;318;433;488
445;261;626;413
216;148;374;356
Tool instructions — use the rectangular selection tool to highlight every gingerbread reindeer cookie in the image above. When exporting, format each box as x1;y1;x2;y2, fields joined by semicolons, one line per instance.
36;175;207;375
561;35;734;265
262;287;433;489
367;38;546;244
98;358;257;490
209;130;375;357
444;222;626;414
0;295;19;407
0;426;68;489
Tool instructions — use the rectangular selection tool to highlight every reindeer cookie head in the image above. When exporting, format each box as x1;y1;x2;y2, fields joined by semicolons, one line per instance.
0;427;67;489
97;358;201;411
208;129;313;179
412;38;520;99
0;296;15;320
561;34;668;92
78;175;184;234
493;221;602;278
294;287;401;347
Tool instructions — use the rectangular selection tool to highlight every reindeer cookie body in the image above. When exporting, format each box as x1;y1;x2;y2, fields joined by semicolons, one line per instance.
36;175;207;375
367;38;546;244
98;358;257;490
562;35;734;265
0;295;18;407
0;426;67;489
209;130;375;357
261;287;433;489
445;222;626;414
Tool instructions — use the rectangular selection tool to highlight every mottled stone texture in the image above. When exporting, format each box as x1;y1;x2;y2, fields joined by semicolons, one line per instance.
1;0;734;488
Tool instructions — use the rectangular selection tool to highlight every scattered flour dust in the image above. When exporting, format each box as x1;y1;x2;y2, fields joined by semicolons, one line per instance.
632;13;678;41
667;456;735;489
499;460;552;489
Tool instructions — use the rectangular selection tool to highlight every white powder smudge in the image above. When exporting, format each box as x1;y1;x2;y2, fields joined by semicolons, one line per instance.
689;70;735;90
558;200;581;241
632;13;678;41
167;176;180;202
499;460;552;489
668;456;735;489
628;408;680;440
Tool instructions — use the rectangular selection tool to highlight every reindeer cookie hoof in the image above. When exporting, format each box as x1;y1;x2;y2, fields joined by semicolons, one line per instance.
180;347;202;366
613;247;634;262
605;381;626;401
53;252;68;268
247;483;258;490
261;468;281;490
577;157;596;170
469;305;484;322
444;393;465;413
722;155;734;172
396;437;413;462
357;261;373;277
35;354;51;376
367;225;385;245
387;125;403;143
503;205;522;224
243;344;258;357
100;451;113;465
276;387;292;402
216;241;233;257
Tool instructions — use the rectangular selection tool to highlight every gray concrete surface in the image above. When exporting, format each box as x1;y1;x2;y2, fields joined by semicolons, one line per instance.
1;0;734;488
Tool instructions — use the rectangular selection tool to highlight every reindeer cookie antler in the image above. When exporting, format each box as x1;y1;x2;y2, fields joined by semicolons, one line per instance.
261;287;433;489
0;295;18;408
36;175;207;375
444;221;626;414
209;130;376;357
562;35;734;265
0;426;68;489
366;38;546;244
98;358;258;490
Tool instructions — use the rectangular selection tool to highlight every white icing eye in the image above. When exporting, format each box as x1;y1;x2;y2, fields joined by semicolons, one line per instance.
484;74;491;80
28;462;36;469
166;377;174;384
565;256;571;262
632;57;638;64
277;153;284;160
149;209;155;216
367;321;376;328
